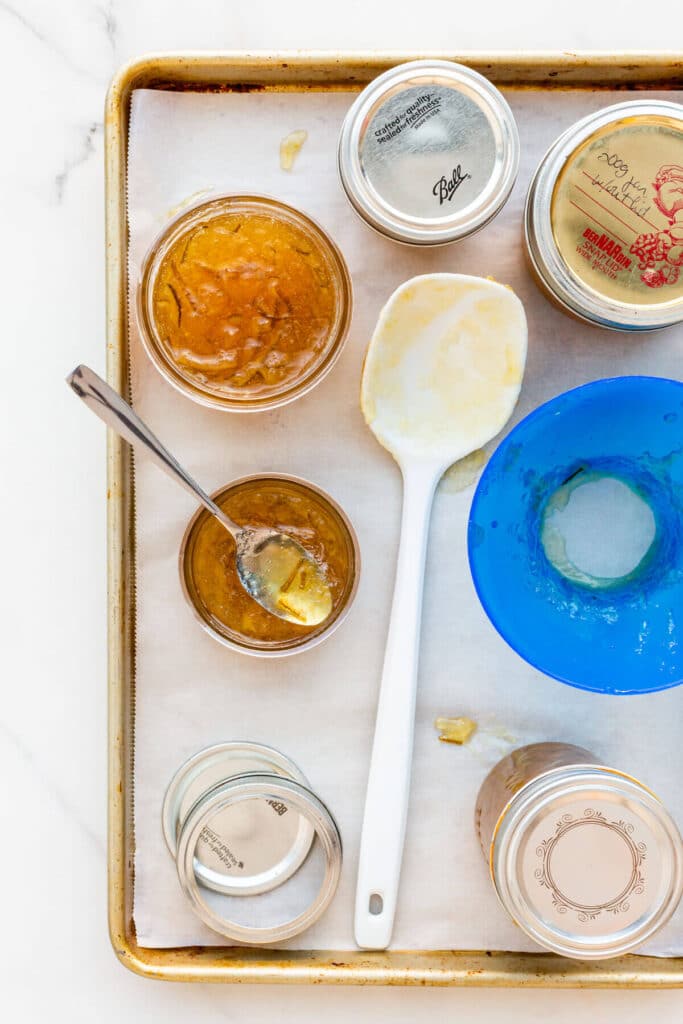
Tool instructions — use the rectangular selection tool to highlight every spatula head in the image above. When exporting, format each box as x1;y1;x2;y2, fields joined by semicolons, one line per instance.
361;274;528;467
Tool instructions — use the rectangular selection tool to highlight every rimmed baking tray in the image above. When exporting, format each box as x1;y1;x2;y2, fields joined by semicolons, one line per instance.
105;50;683;985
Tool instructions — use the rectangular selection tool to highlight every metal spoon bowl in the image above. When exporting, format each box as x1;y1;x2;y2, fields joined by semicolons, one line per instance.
67;365;333;627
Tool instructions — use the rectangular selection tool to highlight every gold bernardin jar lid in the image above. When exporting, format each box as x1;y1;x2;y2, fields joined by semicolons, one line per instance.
525;100;683;330
492;763;683;959
338;60;519;245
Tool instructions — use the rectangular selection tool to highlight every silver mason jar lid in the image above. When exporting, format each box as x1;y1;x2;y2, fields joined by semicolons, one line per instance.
163;742;343;943
492;765;683;959
524;100;683;331
162;741;315;896
337;60;519;245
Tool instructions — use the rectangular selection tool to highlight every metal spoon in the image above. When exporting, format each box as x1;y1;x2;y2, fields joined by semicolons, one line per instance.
67;365;333;627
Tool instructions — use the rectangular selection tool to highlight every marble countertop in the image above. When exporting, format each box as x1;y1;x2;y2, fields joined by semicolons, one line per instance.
4;0;682;1019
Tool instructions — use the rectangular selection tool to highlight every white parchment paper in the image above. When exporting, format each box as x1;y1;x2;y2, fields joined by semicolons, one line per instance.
127;86;683;953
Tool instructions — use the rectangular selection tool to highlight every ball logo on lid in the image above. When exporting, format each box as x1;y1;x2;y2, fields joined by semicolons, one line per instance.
535;808;647;923
432;165;472;205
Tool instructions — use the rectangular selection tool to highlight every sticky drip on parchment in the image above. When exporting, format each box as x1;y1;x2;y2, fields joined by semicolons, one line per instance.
441;449;488;493
166;189;214;220
435;716;477;745
280;130;308;171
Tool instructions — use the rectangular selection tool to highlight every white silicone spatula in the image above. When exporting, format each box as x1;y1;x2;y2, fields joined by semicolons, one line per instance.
355;274;527;949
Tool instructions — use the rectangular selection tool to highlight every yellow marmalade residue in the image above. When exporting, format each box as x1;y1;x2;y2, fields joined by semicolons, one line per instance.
184;479;351;646
435;716;478;745
280;130;308;171
360;275;527;462
441;449;488;493
152;209;338;399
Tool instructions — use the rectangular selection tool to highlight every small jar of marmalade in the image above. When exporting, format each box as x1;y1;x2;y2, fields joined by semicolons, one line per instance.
137;195;352;411
179;474;360;656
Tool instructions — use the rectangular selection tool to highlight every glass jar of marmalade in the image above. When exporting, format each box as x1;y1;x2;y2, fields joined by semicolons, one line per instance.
137;195;352;411
179;474;360;656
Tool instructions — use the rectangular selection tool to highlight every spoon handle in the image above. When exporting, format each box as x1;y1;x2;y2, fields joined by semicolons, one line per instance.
67;365;238;536
354;462;440;950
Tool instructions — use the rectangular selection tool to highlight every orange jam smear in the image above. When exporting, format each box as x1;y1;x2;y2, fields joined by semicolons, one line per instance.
184;479;353;646
152;209;339;399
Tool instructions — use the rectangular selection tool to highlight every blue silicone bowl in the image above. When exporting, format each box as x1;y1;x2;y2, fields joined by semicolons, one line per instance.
468;376;683;695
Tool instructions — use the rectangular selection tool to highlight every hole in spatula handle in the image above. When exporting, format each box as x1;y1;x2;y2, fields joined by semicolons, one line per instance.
369;893;384;915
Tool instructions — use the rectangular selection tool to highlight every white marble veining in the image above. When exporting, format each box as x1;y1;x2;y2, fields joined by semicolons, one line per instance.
3;0;682;1018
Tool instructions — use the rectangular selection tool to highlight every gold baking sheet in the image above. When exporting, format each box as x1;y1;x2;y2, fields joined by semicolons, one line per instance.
105;50;683;985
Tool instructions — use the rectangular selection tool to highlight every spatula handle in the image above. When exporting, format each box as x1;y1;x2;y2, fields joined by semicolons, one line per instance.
354;462;439;949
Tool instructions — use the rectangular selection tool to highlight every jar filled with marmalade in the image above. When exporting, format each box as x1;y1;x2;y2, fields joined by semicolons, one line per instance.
137;195;352;411
179;474;360;656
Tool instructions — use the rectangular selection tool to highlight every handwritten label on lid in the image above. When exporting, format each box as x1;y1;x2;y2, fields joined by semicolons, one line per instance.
550;115;683;306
